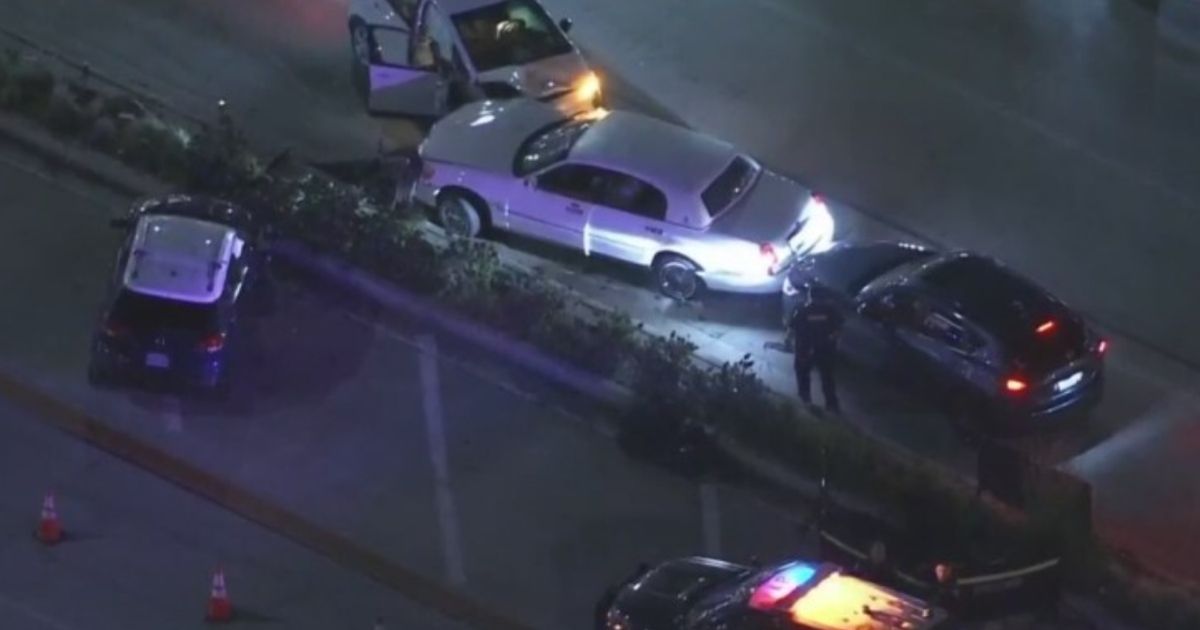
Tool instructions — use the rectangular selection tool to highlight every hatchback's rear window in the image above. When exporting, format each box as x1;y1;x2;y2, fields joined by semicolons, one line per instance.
921;256;1084;374
702;156;759;216
112;290;218;333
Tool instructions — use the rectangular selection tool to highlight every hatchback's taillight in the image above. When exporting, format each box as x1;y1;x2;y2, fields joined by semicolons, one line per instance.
1004;378;1028;394
1097;339;1108;355
198;333;226;353
102;321;129;338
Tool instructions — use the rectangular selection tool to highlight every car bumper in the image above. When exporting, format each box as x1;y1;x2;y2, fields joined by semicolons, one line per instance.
92;340;225;388
699;269;788;294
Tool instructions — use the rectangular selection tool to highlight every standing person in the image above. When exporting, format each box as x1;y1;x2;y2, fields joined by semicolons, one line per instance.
788;285;844;413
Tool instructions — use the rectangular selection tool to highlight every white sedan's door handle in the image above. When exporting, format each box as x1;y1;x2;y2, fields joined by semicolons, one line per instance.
565;202;584;215
644;225;663;235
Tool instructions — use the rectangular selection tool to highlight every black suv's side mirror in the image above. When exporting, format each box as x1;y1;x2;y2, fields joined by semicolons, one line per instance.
109;217;133;229
559;17;573;33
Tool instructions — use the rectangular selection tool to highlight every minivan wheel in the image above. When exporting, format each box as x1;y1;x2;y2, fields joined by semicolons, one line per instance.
653;255;702;301
350;20;372;68
438;194;484;238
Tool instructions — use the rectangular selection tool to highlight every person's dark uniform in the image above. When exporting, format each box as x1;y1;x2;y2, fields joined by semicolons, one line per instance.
788;286;844;412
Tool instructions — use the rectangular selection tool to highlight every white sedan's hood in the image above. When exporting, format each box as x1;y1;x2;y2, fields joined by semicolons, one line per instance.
422;98;567;173
478;51;589;98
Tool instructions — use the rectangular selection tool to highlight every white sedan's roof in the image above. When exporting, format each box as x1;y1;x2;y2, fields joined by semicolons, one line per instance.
123;215;237;304
572;111;738;201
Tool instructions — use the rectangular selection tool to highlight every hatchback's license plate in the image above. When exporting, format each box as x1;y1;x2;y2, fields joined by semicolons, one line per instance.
1055;371;1083;392
145;352;170;369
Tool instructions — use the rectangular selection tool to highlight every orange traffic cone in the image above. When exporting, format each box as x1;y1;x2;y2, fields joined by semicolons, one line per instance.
206;568;233;623
36;494;63;545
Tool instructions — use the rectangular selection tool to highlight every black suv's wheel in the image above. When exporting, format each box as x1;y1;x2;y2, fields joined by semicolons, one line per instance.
653;254;702;301
437;193;485;238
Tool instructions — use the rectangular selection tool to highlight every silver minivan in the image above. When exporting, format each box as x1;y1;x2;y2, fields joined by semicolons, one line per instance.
348;0;601;118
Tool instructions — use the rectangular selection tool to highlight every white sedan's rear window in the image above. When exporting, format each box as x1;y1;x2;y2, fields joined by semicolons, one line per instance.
702;156;759;216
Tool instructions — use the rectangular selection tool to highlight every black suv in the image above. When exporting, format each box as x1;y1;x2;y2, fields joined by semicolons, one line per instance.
87;196;268;396
784;244;1106;428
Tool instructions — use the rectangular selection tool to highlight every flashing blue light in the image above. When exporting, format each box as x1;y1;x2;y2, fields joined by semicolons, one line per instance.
748;562;819;610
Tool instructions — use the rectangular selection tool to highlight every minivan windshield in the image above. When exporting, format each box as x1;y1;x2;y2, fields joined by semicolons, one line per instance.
452;0;573;72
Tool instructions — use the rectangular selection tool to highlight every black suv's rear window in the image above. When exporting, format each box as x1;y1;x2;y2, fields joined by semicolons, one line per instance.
112;290;219;332
921;256;1084;374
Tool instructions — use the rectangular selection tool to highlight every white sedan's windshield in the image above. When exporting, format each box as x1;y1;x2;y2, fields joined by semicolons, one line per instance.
452;0;573;72
514;118;593;175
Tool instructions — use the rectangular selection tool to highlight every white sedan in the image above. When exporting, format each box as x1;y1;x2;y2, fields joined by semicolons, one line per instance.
413;99;837;300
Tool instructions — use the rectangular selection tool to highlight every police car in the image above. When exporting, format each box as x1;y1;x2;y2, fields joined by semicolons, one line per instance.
604;556;946;630
87;196;266;396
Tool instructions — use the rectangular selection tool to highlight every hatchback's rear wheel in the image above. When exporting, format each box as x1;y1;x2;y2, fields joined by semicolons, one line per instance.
653;254;702;301
437;194;484;239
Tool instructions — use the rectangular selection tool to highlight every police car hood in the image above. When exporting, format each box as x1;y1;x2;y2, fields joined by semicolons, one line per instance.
613;558;746;629
422;98;565;173
791;242;935;299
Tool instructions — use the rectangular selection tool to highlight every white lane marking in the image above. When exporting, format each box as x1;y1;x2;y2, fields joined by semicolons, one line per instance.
699;483;721;556
417;334;467;587
161;395;183;433
348;312;539;402
0;591;76;630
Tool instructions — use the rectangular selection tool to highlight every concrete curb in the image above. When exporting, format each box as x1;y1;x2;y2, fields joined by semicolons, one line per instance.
272;239;633;409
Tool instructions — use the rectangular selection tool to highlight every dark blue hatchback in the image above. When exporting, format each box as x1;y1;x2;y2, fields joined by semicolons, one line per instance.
87;197;265;397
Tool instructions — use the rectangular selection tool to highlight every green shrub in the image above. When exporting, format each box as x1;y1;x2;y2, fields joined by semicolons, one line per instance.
3;59;55;118
0;49;17;92
44;87;89;137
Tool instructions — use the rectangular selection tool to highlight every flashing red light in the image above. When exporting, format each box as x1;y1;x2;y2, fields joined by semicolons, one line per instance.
760;242;779;273
198;333;226;353
1097;339;1108;355
1036;320;1056;335
1005;378;1028;393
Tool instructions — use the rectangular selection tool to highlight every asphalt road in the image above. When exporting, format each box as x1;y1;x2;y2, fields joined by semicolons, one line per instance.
0;139;815;628
0;394;471;630
2;0;1198;588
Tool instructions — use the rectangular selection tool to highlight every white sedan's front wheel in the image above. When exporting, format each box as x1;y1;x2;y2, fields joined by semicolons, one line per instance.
653;254;702;301
438;194;484;238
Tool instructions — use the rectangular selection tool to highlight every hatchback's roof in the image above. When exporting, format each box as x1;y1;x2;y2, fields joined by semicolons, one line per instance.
571;110;738;200
122;215;239;304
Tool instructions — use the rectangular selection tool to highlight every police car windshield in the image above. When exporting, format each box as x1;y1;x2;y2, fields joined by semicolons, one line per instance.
452;0;573;72
113;290;219;333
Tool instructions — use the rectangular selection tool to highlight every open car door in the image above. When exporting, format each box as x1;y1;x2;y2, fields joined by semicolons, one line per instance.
366;24;447;117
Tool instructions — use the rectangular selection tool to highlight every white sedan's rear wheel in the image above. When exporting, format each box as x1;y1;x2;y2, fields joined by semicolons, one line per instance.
438;194;484;238
653;254;702;301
